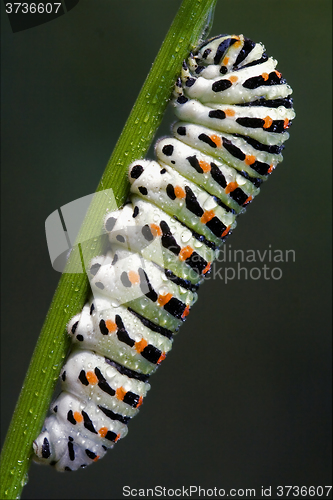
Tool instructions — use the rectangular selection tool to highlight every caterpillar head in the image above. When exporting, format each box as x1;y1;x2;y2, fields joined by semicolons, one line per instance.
195;34;243;65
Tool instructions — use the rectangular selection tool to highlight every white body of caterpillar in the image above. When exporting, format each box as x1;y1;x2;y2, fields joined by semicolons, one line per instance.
33;34;295;471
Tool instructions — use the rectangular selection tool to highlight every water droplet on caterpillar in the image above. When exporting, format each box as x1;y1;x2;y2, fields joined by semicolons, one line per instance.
105;367;115;379
181;229;192;243
194;239;203;248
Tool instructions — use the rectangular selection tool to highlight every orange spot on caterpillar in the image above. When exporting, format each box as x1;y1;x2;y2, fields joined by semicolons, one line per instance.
284;118;289;129
263;116;273;129
221;225;231;238
105;319;117;333
225;108;235;117
179;246;193;261
174;185;186;198
116;387;126;401
158;293;173;306
98;427;108;438
199;160;211;173
73;411;83;423
268;164;274;174
181;305;190;319
225;182;238;194
93;455;100;462
209;134;222;148
200;210;215;224
86;371;98;385
222;56;229;65
262;72;269;81
275;70;282;78
114;434;121;443
243;196;253;205
202;262;211;275
135;338;148;354
150;223;162;236
244;155;256;165
157;352;166;365
128;270;140;285
229;75;238;83
136;396;144;408
234;40;242;48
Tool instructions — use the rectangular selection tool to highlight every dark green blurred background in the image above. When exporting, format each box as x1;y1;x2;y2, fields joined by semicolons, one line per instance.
1;1;332;498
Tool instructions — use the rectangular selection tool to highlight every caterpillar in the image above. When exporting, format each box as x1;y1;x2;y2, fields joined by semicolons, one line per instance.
33;34;295;472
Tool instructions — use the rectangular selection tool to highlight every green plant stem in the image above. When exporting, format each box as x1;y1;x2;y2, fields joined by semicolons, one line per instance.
0;0;217;497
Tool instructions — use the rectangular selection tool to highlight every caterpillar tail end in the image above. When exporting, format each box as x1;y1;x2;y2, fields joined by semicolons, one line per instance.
33;426;56;466
33;410;109;472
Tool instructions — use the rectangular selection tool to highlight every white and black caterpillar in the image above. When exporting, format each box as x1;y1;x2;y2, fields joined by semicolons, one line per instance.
33;34;295;471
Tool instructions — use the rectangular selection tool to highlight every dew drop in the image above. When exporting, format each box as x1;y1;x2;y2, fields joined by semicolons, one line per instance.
21;473;29;487
105;367;114;379
166;55;175;71
181;229;192;243
158;286;169;296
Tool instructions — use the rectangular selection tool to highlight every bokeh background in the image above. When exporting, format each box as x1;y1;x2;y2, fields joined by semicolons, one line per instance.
1;1;332;498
